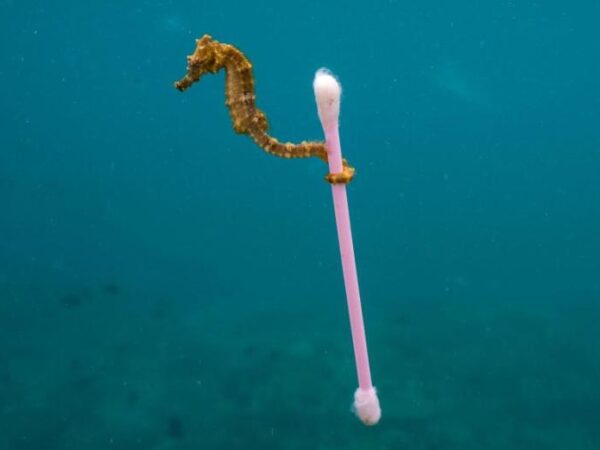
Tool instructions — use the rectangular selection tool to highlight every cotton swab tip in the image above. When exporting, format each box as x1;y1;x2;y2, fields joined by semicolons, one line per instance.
313;68;341;130
353;387;381;426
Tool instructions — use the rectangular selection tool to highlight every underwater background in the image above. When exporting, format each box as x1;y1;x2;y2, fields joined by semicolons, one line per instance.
1;0;599;448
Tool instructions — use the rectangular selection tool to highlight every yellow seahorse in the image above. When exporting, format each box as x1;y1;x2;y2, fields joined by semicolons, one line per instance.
174;34;355;184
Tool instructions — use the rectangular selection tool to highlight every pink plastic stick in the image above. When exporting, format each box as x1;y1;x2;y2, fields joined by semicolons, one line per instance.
313;69;381;425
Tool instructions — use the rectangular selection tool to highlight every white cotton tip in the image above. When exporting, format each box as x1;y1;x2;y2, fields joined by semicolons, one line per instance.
313;68;341;130
353;387;381;426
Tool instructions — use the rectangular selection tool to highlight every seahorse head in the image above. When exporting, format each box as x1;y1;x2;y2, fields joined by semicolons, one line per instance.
187;34;222;75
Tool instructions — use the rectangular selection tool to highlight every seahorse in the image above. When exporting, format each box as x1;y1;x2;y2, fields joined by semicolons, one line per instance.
174;34;355;184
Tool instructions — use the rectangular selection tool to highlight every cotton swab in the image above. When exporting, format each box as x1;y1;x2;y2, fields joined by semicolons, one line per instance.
313;69;381;426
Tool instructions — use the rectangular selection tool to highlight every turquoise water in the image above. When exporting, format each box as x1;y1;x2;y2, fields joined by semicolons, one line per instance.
2;1;599;448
